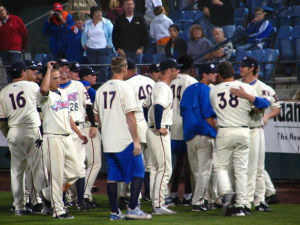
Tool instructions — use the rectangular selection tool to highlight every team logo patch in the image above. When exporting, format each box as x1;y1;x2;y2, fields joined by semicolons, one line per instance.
67;92;78;101
50;100;69;112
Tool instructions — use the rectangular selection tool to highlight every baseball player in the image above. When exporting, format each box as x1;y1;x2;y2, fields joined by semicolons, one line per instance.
38;61;87;219
0;61;46;215
210;61;270;216
180;63;217;212
144;58;180;215
78;66;102;208
231;57;273;214
57;59;97;211
148;64;161;82
169;55;197;206
94;56;151;220
125;58;155;203
69;61;81;81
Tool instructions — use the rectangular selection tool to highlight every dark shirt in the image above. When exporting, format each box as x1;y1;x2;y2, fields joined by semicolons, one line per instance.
112;14;149;52
165;37;187;59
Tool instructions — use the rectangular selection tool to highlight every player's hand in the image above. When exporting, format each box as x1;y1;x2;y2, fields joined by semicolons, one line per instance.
57;12;65;23
133;141;141;156
46;61;56;70
230;86;248;98
89;127;97;138
156;128;168;136
203;7;210;17
79;134;88;144
48;10;54;20
212;0;223;6
136;48;143;56
117;48;125;57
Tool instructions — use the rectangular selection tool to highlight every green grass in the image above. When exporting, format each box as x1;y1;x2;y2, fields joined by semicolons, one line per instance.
0;192;299;225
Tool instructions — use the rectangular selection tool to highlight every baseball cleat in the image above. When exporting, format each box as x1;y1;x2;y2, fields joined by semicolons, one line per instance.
152;206;176;215
110;209;124;221
125;207;152;220
266;194;279;204
15;209;32;216
164;197;175;207
222;192;236;216
244;206;252;215
233;207;245;216
255;202;272;212
192;204;207;212
183;198;192;206
56;213;74;219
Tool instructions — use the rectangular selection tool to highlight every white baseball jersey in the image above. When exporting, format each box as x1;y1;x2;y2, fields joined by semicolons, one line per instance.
170;73;197;140
94;79;138;153
126;74;155;143
210;81;257;127
144;81;173;128
0;81;41;128
60;80;91;123
37;89;72;135
264;84;281;115
249;80;273;128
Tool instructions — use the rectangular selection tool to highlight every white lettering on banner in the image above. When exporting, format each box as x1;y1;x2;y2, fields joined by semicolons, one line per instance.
265;101;300;154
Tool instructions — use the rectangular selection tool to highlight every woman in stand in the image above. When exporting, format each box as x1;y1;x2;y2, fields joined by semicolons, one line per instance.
165;24;187;60
82;6;113;82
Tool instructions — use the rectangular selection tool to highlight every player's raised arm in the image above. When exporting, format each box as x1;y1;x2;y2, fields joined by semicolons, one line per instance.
40;61;55;96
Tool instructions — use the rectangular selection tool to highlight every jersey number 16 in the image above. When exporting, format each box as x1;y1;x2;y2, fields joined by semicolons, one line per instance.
9;91;26;110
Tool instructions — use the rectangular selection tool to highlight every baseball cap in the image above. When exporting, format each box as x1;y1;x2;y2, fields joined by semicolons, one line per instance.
159;58;183;71
127;58;136;70
57;58;70;67
199;63;217;74
24;60;38;70
36;62;43;73
241;56;258;69
69;61;80;72
53;3;63;12
79;66;97;79
149;64;160;73
10;61;26;75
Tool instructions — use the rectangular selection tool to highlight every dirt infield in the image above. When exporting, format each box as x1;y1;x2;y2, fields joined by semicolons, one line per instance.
1;171;299;204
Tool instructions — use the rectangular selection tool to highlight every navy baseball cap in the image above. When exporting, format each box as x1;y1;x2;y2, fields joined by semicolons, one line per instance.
127;58;136;70
241;56;258;69
79;66;97;79
200;63;217;74
36;62;43;73
69;61;80;72
57;58;70;67
159;58;183;71
149;64;160;73
10;61;26;75
24;60;38;70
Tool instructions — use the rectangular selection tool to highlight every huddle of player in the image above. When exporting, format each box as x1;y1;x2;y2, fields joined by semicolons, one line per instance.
0;54;280;220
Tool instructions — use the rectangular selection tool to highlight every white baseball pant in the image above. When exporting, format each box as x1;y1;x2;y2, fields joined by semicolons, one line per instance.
42;134;80;217
187;135;213;206
146;128;172;208
7;127;46;211
84;126;102;201
264;170;276;197
213;127;250;208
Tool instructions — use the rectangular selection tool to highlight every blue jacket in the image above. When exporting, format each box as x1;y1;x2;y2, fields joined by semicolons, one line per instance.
247;19;273;43
81;18;114;49
42;12;74;57
64;26;85;63
180;82;217;141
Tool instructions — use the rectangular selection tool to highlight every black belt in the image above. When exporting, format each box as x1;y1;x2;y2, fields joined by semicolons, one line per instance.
150;125;169;129
250;126;263;129
219;126;248;128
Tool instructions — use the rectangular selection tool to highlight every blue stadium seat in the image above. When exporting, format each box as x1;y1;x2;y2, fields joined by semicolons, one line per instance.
275;26;293;49
176;20;194;31
279;37;294;61
153;53;166;64
291;5;300;26
249;49;265;77
179;30;189;41
277;6;291;27
234;49;252;74
234;7;248;26
142;54;154;64
181;10;195;20
263;48;279;79
34;53;47;64
194;11;204;23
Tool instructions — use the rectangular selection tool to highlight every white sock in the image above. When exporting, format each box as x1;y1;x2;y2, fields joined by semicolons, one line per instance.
184;193;192;200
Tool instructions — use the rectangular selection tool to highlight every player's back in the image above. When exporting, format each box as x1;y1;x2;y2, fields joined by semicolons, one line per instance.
94;79;137;153
60;80;91;123
0;81;41;128
126;74;155;123
170;74;198;140
210;80;256;127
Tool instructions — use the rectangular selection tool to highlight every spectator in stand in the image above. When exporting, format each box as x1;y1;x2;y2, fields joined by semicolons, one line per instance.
204;27;233;62
66;0;98;15
105;0;124;24
43;3;74;60
0;5;28;82
199;0;235;41
187;24;211;64
64;12;86;63
82;6;113;81
165;24;187;60
113;0;149;64
144;0;162;25
150;6;173;54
